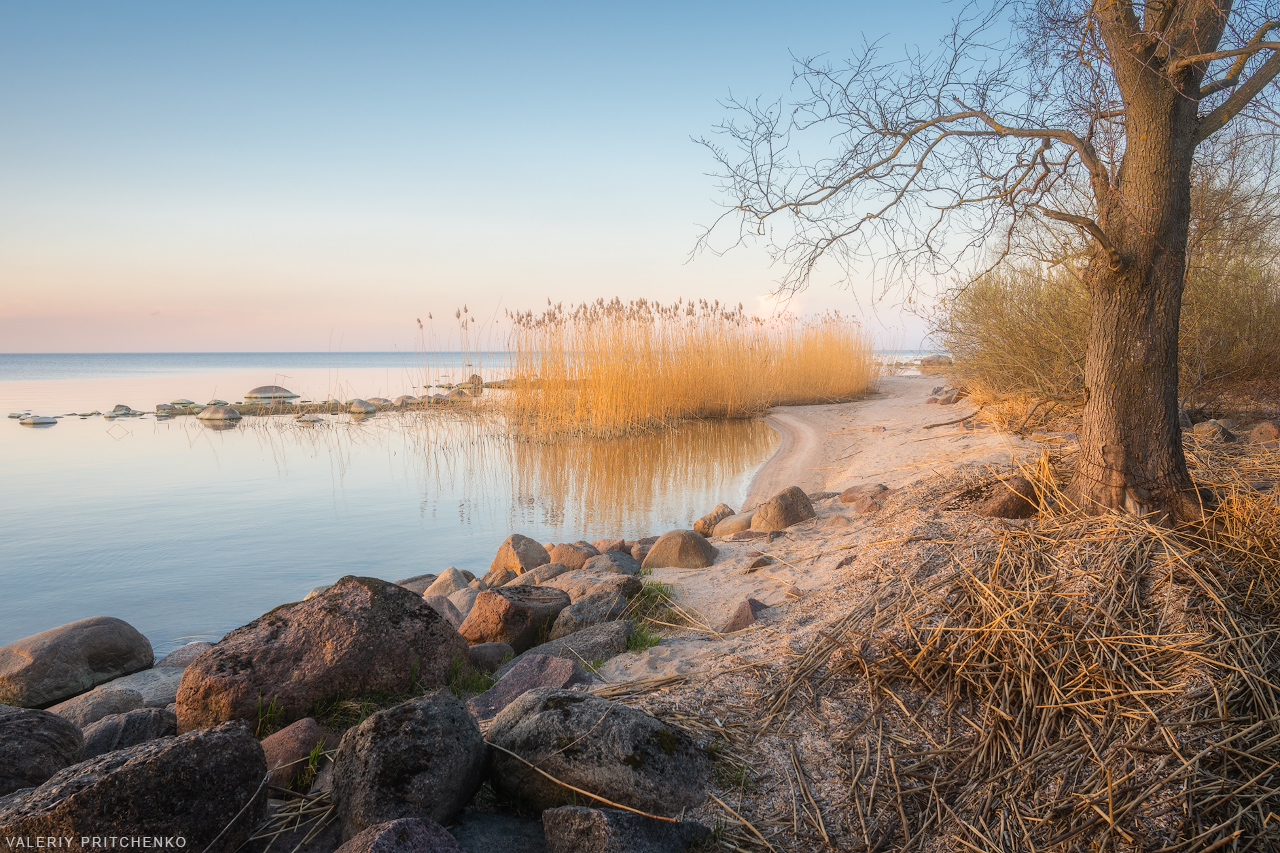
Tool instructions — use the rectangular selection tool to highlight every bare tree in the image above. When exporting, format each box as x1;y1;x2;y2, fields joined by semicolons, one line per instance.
701;0;1280;520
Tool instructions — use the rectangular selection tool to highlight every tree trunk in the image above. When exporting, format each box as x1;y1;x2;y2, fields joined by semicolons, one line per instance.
1064;82;1202;521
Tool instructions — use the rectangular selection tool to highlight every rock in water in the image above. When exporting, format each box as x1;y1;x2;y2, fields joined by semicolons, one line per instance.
0;616;154;708
336;818;464;853
542;806;710;853
489;534;551;575
458;586;572;653
487;688;710;816
749;486;816;532
641;530;717;570
976;477;1039;519
0;705;84;796
465;654;591;720
333;692;486;835
693;503;736;537
196;405;243;421
81;708;176;759
175;576;466;733
245;385;300;401
155;641;214;668
0;721;266;852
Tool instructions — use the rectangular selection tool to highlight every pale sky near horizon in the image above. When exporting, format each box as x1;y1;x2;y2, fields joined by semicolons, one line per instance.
0;1;949;353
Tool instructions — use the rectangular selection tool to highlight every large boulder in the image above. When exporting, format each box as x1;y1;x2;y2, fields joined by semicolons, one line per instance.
261;717;326;790
487;689;710;816
976;477;1039;519
490;534;551;575
480;567;518;588
542;569;642;603
749;486;816;532
549;592;628;640
424;568;471;598
81;708;176;760
0;721;266;852
458;587;571;653
336;818;464;853
0;705;84;796
423;595;465;629
48;687;144;728
549;542;601;572
155;641;214;668
543;806;710;853
448;587;480;620
641;530;717;570
582;551;642;576
333;692;486;836
711;512;754;537
176;576;467;733
591;538;626;554
692;503;735;537
0;617;154;708
495;622;634;680
393;574;438;596
504;562;571;588
465;654;590;721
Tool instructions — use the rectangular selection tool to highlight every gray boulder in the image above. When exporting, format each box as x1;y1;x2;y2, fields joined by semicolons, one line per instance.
448;587;480;619
449;813;546;853
504;562;571;588
424;595;465;629
466;654;590;721
487;689;710;816
549;592;628;640
336;818;463;853
582;551;642;576
543;806;710;853
424;568;471;598
48;687;144;728
0;721;265;852
333;691;487;836
81;708;176;759
0;705;84;796
711;512;754;537
641;530;717;570
749;486;816;532
97;666;184;707
489;534;551;575
0;616;154;707
155;641;214;668
495;622;634;680
393;574;438;595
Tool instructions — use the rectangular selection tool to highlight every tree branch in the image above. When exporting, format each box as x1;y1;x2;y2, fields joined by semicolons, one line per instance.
1172;41;1280;74
1031;204;1124;270
1196;48;1280;142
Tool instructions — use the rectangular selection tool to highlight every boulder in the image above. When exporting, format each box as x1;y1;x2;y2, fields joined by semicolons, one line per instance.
920;354;953;367
336;818;464;853
480;567;518;588
305;585;333;600
543;806;710;853
424;568;471;598
1192;419;1237;442
711;512;755;537
448;587;480;619
156;641;214;668
449;813;547;853
393;574;438;595
591;538;626;554
630;538;656;564
582;550;642;576
48;687;144;728
196;405;243;421
549;592;628;640
549;542;601;571
465;655;591;720
489;534;551;575
349;399;377;414
504;562;571;588
840;483;889;505
176;577;467;733
81;708;176;760
424;595;465;629
716;599;770;634
1251;421;1280;445
693;503;735;537
92;666;184;708
749;486;816;532
0;705;84;796
262;717;326;790
0;616;154;708
333;692;486;835
542;569;643;603
976;477;1039;519
469;578;489;591
487;689;710;816
495;622;634;680
458;587;572;653
641;530;717;570
467;642;514;673
0;721;266;852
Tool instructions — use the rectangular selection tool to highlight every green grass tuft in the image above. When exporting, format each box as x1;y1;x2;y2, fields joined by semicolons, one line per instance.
446;654;496;698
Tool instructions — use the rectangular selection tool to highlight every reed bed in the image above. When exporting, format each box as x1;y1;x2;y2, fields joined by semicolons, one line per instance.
502;298;879;438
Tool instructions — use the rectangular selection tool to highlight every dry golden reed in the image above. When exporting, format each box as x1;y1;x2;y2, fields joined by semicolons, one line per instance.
502;297;878;437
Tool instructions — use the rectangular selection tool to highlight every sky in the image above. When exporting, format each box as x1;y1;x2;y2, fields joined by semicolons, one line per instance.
0;1;950;352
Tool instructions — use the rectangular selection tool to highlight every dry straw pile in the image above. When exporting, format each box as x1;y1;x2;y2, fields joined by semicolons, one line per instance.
502;298;878;438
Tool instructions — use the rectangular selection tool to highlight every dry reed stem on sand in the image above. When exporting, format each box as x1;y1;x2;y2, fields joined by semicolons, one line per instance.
502;297;879;438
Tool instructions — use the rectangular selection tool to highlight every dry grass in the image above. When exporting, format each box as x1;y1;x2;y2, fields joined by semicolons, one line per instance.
502;298;879;438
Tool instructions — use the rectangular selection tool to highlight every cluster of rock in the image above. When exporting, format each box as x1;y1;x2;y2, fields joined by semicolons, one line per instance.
1189;416;1280;447
925;384;965;405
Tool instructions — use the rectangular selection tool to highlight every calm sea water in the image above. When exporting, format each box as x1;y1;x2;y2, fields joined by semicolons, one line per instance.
0;353;777;653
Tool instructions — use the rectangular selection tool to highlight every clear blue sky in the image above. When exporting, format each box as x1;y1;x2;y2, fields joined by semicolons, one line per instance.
0;1;947;351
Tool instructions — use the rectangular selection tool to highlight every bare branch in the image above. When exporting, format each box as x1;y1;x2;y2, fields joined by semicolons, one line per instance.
1197;49;1280;142
1031;204;1124;269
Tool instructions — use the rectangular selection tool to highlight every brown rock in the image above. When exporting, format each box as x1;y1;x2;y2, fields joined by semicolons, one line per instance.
458;586;572;653
480;567;518;588
335;818;464;853
543;569;642;603
976;477;1039;519
716;599;770;634
693;503;735;537
591;538;626;553
840;482;889;505
465;655;591;720
642;529;717;570
489;534;551;575
423;568;470;598
175;576;467;733
0;617;154;708
262;717;326;790
504;562;571;588
750;486;815;532
549;541;601;571
1251;421;1280;444
711;511;755;537
0;705;84;796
